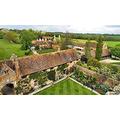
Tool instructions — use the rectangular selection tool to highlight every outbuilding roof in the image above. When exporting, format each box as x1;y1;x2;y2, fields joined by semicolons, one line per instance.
18;49;79;76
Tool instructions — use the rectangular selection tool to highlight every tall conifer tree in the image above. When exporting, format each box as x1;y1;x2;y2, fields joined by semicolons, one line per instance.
95;35;104;60
85;39;91;59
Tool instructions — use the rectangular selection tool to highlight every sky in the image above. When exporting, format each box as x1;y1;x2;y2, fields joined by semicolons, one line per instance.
0;25;120;34
0;0;120;34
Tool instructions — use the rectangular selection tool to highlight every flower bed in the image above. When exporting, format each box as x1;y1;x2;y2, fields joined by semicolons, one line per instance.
71;68;111;94
76;60;120;94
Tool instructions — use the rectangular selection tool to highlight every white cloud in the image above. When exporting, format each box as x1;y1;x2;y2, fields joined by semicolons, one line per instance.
1;25;120;34
0;0;120;33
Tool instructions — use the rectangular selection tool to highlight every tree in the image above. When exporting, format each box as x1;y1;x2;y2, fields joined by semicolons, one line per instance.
85;39;91;59
4;31;20;43
95;35;103;60
0;30;5;39
60;32;73;50
20;30;37;50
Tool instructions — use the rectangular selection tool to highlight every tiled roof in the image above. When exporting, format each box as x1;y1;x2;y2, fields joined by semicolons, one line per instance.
17;49;79;76
102;49;110;57
91;49;110;57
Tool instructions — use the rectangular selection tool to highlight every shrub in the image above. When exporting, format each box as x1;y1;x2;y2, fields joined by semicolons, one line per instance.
87;58;101;68
113;84;120;94
95;83;110;94
81;55;88;63
74;68;85;81
100;84;110;93
98;66;111;77
111;47;120;58
35;46;39;50
25;50;32;55
47;70;56;81
30;71;47;85
78;71;85;81
108;64;119;74
76;61;82;66
90;77;97;84
88;66;97;71
115;72;120;81
57;64;68;72
74;68;80;79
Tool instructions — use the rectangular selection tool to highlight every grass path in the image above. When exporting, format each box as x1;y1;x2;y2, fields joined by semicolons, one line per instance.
36;79;96;95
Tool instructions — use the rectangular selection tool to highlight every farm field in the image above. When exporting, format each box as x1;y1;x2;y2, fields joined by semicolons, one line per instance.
0;39;26;60
72;39;120;47
36;78;96;95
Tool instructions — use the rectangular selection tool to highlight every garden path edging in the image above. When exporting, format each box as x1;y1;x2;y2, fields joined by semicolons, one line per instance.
29;73;73;95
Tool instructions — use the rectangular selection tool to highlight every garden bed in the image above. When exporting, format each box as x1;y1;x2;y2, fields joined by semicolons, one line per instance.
75;60;120;94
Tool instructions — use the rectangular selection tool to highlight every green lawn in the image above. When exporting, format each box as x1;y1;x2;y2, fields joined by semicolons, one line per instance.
36;78;96;95
72;39;120;47
0;39;56;60
0;39;26;60
38;48;56;54
105;41;120;47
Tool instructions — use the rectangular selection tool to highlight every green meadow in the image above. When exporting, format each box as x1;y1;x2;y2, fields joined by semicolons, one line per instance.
72;39;120;47
0;39;26;60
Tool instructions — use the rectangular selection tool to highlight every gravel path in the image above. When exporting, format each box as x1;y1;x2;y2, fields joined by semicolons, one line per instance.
100;59;120;64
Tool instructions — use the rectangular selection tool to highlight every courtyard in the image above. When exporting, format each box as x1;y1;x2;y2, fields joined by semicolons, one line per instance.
35;78;96;95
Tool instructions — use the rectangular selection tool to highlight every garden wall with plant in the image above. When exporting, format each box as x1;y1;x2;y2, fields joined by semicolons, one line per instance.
74;59;120;94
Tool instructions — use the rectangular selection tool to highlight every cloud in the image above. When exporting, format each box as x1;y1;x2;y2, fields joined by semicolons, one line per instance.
105;25;120;28
0;25;70;32
0;25;120;34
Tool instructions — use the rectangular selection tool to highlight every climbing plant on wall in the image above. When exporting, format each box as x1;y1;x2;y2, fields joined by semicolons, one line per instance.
47;70;56;81
29;71;47;85
57;64;68;73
